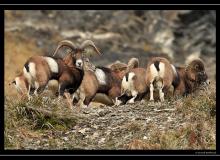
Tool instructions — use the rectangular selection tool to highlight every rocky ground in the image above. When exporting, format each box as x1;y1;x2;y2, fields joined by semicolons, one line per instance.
5;83;216;150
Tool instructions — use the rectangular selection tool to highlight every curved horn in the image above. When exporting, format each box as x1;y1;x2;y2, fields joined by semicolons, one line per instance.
53;40;77;57
125;58;139;73
80;40;102;56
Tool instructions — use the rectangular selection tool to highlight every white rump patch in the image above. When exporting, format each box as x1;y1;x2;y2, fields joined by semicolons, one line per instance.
150;64;159;82
23;62;36;87
29;62;36;78
23;65;32;86
95;68;106;85
158;62;165;78
121;76;130;94
128;72;135;82
128;72;136;94
121;72;136;96
150;62;165;82
44;57;59;73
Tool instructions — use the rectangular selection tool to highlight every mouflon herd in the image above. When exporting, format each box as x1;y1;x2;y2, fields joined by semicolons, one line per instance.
10;39;210;109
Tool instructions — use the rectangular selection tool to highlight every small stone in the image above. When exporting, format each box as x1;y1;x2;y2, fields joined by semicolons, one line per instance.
91;132;99;139
98;138;105;144
63;137;68;141
78;128;90;134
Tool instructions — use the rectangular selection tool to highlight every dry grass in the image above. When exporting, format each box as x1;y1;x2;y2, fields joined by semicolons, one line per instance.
4;95;84;149
4;84;216;149
124;84;216;150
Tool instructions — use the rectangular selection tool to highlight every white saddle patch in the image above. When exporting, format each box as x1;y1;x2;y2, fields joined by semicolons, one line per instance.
44;57;59;73
171;64;177;77
95;68;106;85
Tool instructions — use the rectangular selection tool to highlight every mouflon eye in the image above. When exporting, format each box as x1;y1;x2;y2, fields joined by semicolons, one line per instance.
195;64;199;70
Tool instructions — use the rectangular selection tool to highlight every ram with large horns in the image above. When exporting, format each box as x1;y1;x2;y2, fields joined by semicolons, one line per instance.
19;39;101;99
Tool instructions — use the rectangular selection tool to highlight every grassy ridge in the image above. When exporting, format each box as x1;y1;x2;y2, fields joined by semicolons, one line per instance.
4;84;216;150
